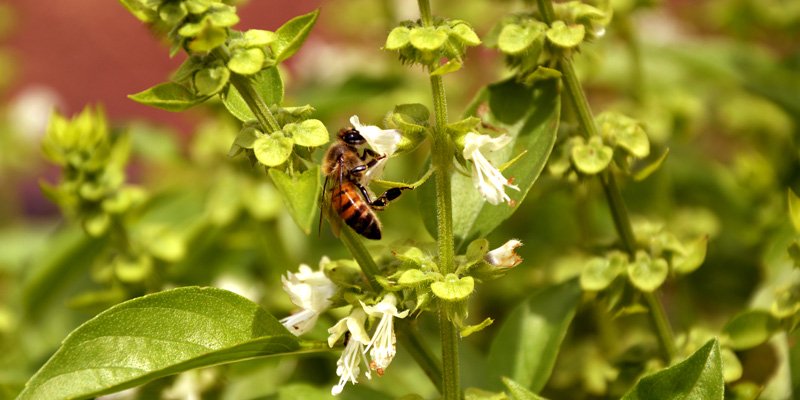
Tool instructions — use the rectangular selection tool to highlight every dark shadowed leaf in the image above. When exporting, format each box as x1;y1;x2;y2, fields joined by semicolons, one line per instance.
487;279;581;392
18;287;300;400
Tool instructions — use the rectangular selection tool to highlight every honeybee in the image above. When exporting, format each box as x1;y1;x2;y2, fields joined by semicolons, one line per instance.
321;127;409;240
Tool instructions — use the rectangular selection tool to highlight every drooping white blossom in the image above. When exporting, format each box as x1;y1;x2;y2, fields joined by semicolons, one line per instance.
361;293;409;375
462;132;520;205
328;308;372;396
280;257;337;336
485;239;523;268
349;115;401;182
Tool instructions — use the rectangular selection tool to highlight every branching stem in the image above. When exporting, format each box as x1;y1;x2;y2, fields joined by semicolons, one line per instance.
535;0;677;363
212;47;282;133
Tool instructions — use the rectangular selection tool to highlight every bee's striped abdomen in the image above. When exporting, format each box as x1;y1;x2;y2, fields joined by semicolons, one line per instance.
333;182;381;240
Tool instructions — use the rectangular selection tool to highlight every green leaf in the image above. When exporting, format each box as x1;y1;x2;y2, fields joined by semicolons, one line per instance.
128;82;209;112
193;65;230;96
622;339;724;400
268;167;322;234
254;133;293;167
465;388;507;400
420;79;560;249
18;287;299;400
498;23;541;55
789;189;800;233
487;279;581;392
627;251;668;292
398;269;433;286
233;126;262;150
207;7;239;28
450;22;481;46
431;274;474;302
187;24;228;52
596;111;650;158
385;26;411;50
222;67;284;122
243;29;276;47
545;21;585;49
270;10;319;63
431;59;463;76
284;119;329;147
723;310;780;350
580;254;625;291
631;147;669;181
409;26;448;51
502;377;547;400
571;136;613;175
158;2;187;25
23;226;108;317
228;48;266;75
671;235;708;274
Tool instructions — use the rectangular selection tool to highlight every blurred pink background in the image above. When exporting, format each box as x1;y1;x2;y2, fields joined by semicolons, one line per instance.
5;0;321;132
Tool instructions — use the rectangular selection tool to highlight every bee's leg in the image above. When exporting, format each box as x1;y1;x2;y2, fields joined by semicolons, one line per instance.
368;186;412;211
359;148;385;162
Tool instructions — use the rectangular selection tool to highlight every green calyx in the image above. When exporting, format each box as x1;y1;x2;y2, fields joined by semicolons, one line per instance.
385;19;481;74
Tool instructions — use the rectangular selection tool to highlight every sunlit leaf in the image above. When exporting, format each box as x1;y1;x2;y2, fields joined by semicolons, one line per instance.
270;10;319;63
18;287;300;400
253;133;293;167
621;339;723;400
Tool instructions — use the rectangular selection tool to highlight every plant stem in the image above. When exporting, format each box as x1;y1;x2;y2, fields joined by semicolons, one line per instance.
644;291;678;361
339;228;382;290
535;0;676;363
213;47;282;133
431;75;461;400
417;0;461;397
339;228;444;393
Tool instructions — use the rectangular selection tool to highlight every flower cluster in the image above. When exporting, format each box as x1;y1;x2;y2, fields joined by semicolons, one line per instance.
280;260;409;396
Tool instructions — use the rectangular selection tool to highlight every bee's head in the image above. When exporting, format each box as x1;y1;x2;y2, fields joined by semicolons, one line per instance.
338;127;366;146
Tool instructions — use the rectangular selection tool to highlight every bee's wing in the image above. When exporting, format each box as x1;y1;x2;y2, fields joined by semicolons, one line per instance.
319;163;344;238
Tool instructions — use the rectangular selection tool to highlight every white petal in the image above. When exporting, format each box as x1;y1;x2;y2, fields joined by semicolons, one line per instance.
327;307;370;347
485;239;523;268
280;309;319;336
462;132;513;159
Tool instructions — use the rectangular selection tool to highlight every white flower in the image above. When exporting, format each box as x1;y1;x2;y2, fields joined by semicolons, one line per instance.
462;132;520;205
328;308;372;396
485;239;523;268
349;115;401;182
280;257;338;336
361;293;409;375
